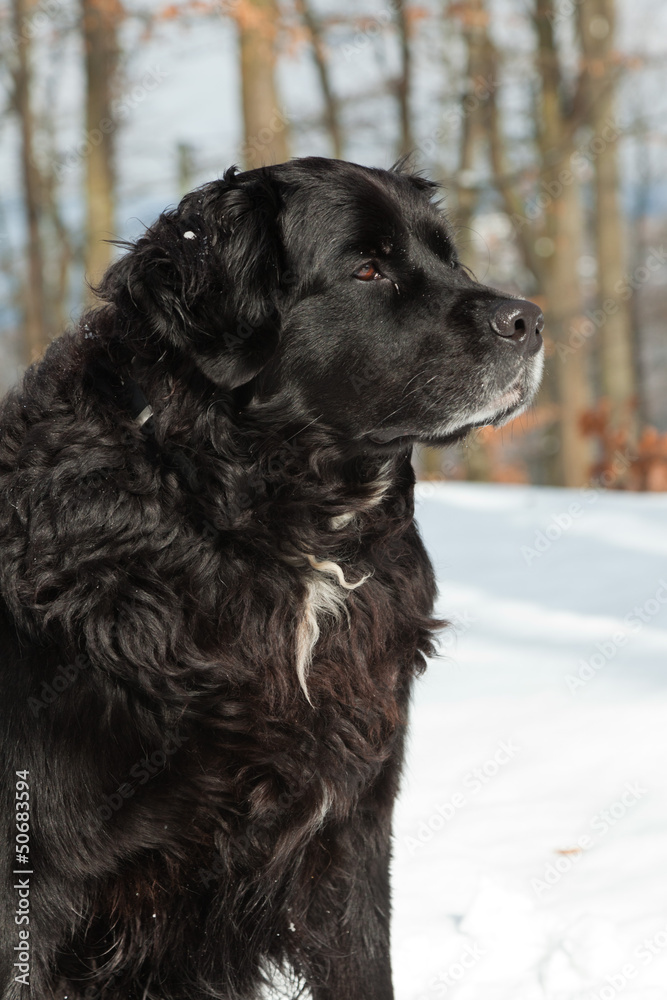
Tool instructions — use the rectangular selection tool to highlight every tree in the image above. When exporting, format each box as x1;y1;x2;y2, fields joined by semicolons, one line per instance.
81;0;121;298
10;0;48;363
460;0;595;486
453;0;489;267
529;0;594;486
451;0;495;482
237;0;289;169
394;0;414;158
578;0;636;442
295;0;342;159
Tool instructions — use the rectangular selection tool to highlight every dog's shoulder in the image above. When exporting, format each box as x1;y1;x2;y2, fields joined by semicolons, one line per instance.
0;317;440;719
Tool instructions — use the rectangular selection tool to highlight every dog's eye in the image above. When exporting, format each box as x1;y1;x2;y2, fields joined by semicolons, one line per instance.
354;262;383;281
450;258;459;269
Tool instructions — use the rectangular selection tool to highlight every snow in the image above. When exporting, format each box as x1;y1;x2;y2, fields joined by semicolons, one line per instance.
392;483;667;1000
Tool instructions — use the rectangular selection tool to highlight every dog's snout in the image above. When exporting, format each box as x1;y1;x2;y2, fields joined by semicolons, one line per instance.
490;300;544;355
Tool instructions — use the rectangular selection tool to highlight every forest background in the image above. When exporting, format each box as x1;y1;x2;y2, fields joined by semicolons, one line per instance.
2;0;666;488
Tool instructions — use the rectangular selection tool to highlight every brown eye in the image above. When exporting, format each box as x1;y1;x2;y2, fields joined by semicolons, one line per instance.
354;262;381;281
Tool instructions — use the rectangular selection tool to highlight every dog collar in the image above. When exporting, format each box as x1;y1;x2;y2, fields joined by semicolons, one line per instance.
135;404;154;429
92;355;155;435
125;373;155;432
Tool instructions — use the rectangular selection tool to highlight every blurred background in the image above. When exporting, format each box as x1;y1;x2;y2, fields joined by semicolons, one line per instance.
4;6;667;991
1;0;666;489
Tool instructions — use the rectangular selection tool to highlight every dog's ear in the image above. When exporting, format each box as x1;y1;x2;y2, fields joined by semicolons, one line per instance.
98;168;283;389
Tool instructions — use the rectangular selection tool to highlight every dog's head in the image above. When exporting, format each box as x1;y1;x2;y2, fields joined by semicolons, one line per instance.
99;157;543;452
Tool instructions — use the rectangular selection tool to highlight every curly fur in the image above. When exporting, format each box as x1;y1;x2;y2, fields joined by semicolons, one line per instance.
0;157;543;1000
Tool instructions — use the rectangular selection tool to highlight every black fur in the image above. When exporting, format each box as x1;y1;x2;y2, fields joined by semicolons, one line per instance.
0;158;543;1000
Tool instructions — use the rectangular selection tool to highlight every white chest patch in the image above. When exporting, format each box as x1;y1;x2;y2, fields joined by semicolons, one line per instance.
294;561;367;704
291;460;394;702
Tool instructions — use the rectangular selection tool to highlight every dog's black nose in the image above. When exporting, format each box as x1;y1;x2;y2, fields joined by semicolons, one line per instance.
490;300;544;355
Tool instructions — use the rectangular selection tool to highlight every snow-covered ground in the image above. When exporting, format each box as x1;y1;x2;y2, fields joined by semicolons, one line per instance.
392;483;667;1000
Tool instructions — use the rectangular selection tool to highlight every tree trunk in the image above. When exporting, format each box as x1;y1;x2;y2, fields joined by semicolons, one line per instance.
461;0;593;484
295;0;342;159
81;0;120;298
394;0;413;158
578;0;636;439
456;0;493;481
455;0;488;270
534;0;594;485
238;0;289;169
11;0;48;364
542;179;594;486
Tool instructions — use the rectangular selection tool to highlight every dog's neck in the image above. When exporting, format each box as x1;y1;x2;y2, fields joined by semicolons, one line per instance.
95;340;416;541
91;345;422;704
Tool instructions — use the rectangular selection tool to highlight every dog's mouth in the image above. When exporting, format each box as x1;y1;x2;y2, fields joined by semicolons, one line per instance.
487;374;523;414
469;368;531;428
437;353;544;438
363;349;544;450
488;349;544;426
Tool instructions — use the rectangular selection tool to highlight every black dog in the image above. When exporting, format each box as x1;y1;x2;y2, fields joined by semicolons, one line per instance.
0;157;543;1000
